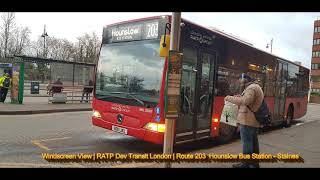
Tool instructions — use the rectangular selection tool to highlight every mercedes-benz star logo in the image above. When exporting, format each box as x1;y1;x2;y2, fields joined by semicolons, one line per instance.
117;114;123;124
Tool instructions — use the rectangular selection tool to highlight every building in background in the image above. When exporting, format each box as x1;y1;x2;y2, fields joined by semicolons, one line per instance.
310;19;320;103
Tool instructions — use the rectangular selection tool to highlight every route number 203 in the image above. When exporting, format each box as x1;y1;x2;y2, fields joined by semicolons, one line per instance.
195;153;206;159
146;22;158;39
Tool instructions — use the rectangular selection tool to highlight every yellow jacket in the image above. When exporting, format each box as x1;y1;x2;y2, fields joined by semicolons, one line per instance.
0;75;11;89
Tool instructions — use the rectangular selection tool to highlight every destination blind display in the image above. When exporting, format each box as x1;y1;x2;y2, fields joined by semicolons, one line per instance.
105;20;160;43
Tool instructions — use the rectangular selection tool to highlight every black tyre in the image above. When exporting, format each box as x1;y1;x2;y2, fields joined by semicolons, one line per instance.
283;105;294;128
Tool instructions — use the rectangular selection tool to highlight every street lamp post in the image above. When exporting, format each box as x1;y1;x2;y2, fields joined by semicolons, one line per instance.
40;25;49;83
266;38;273;53
41;25;48;58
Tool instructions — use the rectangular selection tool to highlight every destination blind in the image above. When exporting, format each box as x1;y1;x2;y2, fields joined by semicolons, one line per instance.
105;20;161;43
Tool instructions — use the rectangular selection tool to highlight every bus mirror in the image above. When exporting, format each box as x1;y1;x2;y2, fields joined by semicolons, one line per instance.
159;35;170;57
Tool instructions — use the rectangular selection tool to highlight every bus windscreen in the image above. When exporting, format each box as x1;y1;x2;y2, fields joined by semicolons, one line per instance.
95;40;165;108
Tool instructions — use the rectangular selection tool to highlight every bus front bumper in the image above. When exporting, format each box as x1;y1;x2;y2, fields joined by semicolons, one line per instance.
92;117;164;145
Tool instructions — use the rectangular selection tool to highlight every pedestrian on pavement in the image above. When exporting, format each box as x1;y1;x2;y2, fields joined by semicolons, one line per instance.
52;78;63;94
81;79;93;103
0;72;12;102
46;80;53;95
224;73;264;168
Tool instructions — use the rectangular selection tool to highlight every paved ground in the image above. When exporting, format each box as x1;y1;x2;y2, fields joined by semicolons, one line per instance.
0;104;319;168
0;111;161;168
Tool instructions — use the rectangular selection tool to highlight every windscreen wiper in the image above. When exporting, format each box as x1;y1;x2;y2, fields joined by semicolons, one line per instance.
95;94;118;100
107;92;145;107
126;93;145;107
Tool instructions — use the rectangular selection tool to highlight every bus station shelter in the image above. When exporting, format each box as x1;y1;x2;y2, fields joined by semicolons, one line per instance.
0;55;96;104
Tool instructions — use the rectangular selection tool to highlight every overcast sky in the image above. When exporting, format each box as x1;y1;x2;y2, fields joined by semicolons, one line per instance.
14;12;320;68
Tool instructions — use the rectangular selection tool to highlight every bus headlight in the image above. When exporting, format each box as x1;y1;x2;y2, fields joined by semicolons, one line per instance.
92;110;101;118
144;123;165;133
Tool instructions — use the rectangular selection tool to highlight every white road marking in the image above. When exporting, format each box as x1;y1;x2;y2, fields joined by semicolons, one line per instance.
37;136;72;142
31;136;72;151
31;140;51;151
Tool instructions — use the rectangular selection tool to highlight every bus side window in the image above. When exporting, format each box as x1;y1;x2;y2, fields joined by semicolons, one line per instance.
216;67;241;96
263;68;276;97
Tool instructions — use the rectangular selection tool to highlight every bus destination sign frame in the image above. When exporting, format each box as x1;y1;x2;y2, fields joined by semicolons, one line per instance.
105;20;162;43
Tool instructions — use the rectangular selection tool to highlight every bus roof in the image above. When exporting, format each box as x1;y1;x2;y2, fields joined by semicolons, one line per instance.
181;17;308;70
104;15;309;70
104;15;166;28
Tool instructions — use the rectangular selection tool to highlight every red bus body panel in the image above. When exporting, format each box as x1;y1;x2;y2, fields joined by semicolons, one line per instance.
210;96;224;137
285;97;308;119
93;15;309;145
92;99;164;144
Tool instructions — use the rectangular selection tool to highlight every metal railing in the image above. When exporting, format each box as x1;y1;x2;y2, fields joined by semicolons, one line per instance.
47;84;94;103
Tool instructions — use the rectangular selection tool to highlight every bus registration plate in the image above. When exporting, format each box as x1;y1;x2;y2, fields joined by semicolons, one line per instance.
112;125;128;135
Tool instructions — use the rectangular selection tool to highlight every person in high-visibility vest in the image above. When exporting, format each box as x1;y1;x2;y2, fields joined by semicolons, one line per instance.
0;73;11;102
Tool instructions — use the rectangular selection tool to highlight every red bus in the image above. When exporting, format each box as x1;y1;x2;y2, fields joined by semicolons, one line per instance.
92;15;309;144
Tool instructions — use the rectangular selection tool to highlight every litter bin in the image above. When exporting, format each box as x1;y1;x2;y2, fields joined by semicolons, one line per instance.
31;81;40;94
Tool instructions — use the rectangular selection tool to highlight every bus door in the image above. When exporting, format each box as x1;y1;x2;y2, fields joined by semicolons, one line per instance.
196;51;216;139
175;47;216;143
274;61;288;121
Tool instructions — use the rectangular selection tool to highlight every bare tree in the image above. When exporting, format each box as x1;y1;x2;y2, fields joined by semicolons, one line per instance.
76;32;100;63
28;38;44;57
45;36;76;61
0;12;15;57
46;36;60;59
8;26;31;55
26;31;101;63
27;37;49;83
60;39;76;61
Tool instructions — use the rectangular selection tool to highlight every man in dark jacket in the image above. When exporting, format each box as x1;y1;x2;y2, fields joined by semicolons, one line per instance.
81;80;93;103
52;78;63;94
